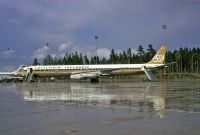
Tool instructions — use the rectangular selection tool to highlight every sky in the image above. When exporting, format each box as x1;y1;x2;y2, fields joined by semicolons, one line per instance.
0;0;200;71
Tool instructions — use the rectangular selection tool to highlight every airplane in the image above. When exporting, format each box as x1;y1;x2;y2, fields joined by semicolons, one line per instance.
0;72;23;82
19;45;168;82
0;72;13;82
0;66;26;82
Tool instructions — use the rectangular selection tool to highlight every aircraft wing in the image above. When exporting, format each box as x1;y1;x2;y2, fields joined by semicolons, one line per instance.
99;68;119;75
71;68;118;76
69;68;120;80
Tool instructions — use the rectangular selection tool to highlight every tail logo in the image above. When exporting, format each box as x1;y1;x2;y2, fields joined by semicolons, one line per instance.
152;55;165;63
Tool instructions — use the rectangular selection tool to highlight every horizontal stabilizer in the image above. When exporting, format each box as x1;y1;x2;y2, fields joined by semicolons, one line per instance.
141;67;156;81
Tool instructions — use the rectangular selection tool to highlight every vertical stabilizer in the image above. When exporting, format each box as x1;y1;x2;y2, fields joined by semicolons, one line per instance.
148;46;167;64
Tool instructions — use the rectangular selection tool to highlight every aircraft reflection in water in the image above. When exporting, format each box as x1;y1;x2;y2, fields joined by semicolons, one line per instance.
18;80;200;118
17;82;167;118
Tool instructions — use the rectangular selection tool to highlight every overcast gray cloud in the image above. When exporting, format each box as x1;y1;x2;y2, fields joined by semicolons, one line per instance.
59;42;73;52
0;0;200;70
1;49;15;59
32;45;50;60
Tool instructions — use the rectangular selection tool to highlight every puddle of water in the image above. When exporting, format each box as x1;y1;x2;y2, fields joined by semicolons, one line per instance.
0;79;200;135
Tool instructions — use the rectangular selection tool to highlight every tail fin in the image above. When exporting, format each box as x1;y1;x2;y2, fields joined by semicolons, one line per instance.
148;46;167;64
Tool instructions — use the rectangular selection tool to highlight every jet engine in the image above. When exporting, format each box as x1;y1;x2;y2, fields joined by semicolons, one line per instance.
70;73;100;80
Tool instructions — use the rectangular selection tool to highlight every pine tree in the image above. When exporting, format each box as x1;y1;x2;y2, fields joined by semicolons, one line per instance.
32;58;39;65
84;55;89;64
137;45;145;63
127;48;132;64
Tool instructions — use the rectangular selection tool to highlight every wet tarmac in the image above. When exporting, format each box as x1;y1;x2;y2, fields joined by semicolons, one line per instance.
0;79;200;135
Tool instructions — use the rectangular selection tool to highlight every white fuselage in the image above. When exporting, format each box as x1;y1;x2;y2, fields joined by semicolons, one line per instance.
0;72;14;75
23;64;163;71
21;63;164;78
25;63;163;70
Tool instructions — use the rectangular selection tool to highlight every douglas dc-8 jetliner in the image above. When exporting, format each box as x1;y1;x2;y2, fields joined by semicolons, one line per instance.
18;45;168;82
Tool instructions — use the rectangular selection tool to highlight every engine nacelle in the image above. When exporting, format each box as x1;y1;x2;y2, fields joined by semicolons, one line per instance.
70;73;100;80
70;74;84;79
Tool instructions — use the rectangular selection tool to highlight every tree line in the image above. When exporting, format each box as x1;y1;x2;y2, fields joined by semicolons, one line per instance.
33;44;200;73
